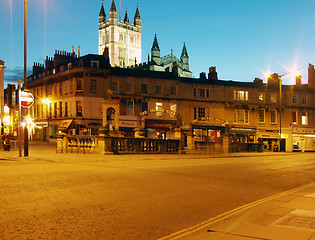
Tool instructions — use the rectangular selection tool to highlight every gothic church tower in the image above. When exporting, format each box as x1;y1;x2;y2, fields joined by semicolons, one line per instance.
98;1;142;67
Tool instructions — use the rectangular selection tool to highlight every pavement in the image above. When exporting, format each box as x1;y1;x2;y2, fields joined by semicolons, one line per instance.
158;182;315;240
1;141;315;240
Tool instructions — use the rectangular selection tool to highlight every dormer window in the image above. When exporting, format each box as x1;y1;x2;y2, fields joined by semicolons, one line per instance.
67;63;72;70
91;61;99;68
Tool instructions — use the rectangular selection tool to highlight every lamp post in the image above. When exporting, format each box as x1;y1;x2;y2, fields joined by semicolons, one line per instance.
23;0;28;156
279;75;282;152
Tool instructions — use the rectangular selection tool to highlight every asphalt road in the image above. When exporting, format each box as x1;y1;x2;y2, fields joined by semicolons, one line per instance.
1;151;315;240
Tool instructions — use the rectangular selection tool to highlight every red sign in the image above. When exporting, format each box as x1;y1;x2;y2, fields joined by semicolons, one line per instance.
20;91;34;108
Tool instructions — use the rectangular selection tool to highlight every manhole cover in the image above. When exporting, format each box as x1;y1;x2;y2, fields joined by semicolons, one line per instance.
276;210;315;229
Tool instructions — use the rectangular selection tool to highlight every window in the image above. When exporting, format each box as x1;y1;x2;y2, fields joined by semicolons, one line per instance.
233;90;248;101
126;100;134;116
271;109;277;124
67;63;72;70
270;93;277;103
259;108;265;123
302;96;307;105
259;92;265;101
54;102;57;118
112;81;119;92
206;89;210;98
194;107;206;119
199;89;205;98
198;107;206;119
293;95;297;104
65;102;68;117
49;85;53;95
170;86;176;96
156;85;161;95
70;80;73;93
292;111;298;124
59;83;63;94
193;88;196;97
76;101;82;117
65;81;68;93
170;104;176;117
53;69;56;74
59;101;62;117
119;33;124;42
302;112;308;125
130;35;134;44
54;84;58;95
142;84;148;93
76;79;83;91
91;61;99;68
126;83;133;93
141;101;148;112
156;102;163;117
90;79;97;93
234;109;249;123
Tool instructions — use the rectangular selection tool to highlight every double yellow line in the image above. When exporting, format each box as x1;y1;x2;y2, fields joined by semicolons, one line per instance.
159;182;315;240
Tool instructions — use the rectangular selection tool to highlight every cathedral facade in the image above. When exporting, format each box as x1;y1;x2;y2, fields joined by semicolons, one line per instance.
98;0;141;67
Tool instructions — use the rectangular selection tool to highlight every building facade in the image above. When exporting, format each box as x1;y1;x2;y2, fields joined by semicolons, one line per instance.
134;34;192;78
25;51;315;152
98;1;141;68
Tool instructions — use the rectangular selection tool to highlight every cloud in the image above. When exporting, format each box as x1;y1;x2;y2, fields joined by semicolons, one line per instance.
4;67;32;86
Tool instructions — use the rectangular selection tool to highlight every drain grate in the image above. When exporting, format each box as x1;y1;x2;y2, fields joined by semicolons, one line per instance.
276;210;315;229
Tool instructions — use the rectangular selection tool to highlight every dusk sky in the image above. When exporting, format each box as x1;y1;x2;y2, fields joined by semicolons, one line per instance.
1;0;315;86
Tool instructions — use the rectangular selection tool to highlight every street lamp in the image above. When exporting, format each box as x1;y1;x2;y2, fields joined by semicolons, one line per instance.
42;98;51;141
268;70;302;152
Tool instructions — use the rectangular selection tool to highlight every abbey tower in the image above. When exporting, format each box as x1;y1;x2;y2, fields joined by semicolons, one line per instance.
98;0;141;67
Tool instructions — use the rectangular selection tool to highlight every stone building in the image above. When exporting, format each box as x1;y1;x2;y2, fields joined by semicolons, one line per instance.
25;51;315;152
134;34;192;78
98;1;141;67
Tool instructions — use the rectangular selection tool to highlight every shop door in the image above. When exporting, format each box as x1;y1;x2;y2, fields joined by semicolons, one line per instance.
280;139;286;152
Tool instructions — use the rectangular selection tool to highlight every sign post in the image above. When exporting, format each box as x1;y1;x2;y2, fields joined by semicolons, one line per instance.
18;80;22;157
20;90;34;157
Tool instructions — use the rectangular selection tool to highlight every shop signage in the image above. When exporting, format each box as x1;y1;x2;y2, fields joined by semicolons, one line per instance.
293;127;315;134
192;116;228;126
20;91;34;108
140;108;179;119
119;120;138;128
145;121;179;130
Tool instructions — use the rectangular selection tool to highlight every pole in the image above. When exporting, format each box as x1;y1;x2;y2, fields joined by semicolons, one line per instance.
24;0;28;156
279;76;282;152
18;80;22;157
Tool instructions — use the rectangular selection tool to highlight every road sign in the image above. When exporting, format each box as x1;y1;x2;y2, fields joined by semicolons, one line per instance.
20;91;34;108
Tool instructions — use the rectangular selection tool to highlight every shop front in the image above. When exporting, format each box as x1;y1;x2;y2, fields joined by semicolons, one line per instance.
188;117;228;153
145;119;179;139
229;126;261;152
257;128;282;152
292;127;315;152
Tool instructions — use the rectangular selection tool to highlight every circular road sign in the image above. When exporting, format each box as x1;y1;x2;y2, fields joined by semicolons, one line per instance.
20;91;34;108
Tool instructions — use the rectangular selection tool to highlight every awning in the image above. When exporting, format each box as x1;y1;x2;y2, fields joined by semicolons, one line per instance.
229;127;256;135
59;119;73;129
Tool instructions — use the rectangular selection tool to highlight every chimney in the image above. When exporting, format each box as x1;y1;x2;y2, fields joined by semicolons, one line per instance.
308;64;315;89
296;75;302;86
208;66;218;80
172;61;178;75
78;46;81;58
200;72;206;80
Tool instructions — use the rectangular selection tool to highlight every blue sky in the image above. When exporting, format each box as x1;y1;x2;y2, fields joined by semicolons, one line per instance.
1;0;315;86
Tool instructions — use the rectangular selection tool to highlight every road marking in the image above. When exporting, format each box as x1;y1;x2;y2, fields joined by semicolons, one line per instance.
158;182;315;240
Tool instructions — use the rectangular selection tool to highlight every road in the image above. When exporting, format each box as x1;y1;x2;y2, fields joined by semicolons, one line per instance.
1;150;315;240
